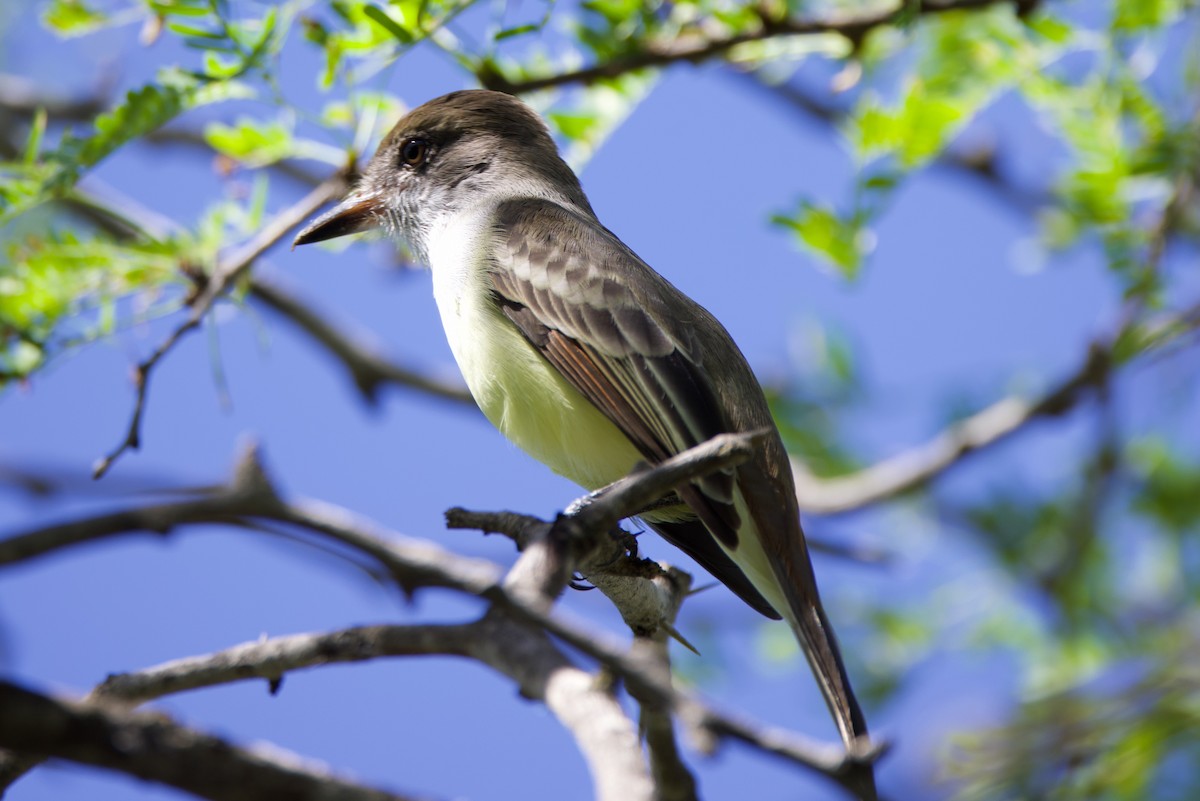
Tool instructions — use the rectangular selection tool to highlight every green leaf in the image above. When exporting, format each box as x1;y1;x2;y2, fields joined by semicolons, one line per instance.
321;92;406;130
204;117;295;166
203;50;244;79
773;203;869;280
166;21;223;39
362;4;412;42
7;341;45;375
1;230;193;383
583;0;643;25
495;23;540;41
1129;439;1200;534
1113;0;1182;32
393;0;424;31
0;77;250;224
41;0;107;36
851;83;971;168
23;109;47;166
1025;12;1073;43
548;111;599;142
1;78;253;224
149;0;212;17
55;83;191;184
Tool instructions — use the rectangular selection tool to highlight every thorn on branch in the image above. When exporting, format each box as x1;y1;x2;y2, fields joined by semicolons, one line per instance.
227;439;283;506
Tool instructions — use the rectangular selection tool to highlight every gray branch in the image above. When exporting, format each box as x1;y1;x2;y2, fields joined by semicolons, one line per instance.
1;437;881;798
792;296;1200;517
0;680;427;801
94;624;478;704
9;617;653;801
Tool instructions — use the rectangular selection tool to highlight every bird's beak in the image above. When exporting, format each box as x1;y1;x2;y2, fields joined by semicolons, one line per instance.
293;192;384;247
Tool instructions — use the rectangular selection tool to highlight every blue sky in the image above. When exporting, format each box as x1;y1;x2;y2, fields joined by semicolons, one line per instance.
0;2;1165;800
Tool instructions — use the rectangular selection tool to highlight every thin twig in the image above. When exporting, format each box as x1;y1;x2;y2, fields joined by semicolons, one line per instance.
481;0;1036;94
92;175;348;479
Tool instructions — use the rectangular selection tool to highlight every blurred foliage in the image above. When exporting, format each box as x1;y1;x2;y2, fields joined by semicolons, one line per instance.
945;643;1200;801
1;0;1199;799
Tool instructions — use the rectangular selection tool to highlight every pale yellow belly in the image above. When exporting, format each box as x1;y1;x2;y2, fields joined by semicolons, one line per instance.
433;268;643;491
472;312;644;491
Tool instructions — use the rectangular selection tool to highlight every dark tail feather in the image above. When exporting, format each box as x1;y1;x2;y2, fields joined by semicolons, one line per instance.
787;600;877;798
787;599;869;747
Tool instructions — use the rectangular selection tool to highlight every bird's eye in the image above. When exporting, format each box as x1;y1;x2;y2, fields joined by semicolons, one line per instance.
400;138;429;167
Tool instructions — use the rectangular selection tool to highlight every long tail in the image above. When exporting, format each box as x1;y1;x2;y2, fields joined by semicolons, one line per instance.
725;491;871;751
783;597;869;749
774;551;878;800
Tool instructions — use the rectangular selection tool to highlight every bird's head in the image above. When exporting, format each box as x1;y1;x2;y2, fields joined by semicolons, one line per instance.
293;89;590;261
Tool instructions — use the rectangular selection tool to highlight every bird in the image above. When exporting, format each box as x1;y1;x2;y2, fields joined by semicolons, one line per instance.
294;89;872;757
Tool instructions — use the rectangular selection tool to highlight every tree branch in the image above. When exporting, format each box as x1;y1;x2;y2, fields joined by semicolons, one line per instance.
447;431;759;635
248;275;476;407
0;680;427;801
0;73;107;119
0;442;502;598
91;174;349;479
1;438;881;797
473;614;656;801
94;624;478;703
792;346;1110;514
112;619;654;801
445;439;882;797
628;614;699;800
480;0;1037;95
793;297;1200;515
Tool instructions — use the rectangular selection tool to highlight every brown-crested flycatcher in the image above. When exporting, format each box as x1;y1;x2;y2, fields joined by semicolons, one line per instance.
295;90;871;755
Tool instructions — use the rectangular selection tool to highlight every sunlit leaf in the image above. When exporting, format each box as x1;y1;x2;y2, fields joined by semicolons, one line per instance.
773;202;869;279
362;3;412;43
1;77;254;224
41;0;107;36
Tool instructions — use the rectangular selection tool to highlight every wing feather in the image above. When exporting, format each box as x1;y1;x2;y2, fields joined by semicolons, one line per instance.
488;197;768;610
